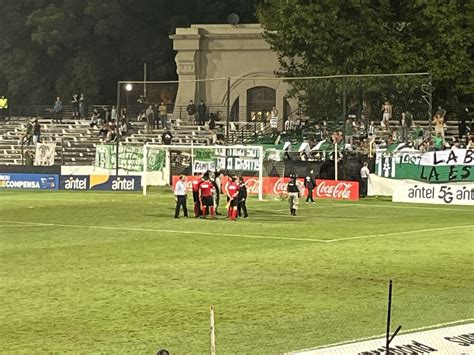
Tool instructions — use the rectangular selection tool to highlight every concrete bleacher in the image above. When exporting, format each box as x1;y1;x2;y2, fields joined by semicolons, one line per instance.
0;115;213;166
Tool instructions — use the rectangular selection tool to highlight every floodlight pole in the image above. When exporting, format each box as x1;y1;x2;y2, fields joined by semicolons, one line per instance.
226;77;231;144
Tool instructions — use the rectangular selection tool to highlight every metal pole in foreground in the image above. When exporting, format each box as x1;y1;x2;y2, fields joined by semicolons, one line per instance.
334;142;338;181
210;305;216;355
385;280;393;354
226;77;231;144
116;82;121;176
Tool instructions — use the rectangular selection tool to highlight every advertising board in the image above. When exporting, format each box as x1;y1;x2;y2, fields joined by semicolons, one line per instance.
0;173;58;190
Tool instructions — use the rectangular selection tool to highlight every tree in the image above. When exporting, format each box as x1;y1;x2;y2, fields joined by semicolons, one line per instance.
258;0;473;115
0;0;258;105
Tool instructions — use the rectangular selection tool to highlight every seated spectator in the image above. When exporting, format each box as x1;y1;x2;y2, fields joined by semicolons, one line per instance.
162;130;173;145
216;125;225;144
119;119;129;136
98;122;109;139
90;108;101;128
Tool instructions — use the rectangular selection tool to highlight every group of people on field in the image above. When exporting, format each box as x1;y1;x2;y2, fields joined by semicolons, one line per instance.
174;171;248;220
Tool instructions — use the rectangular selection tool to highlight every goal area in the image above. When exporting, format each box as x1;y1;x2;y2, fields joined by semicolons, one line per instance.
142;144;267;200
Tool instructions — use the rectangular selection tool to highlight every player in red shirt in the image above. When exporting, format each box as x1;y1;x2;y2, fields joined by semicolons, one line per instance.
199;175;215;219
227;176;240;221
191;173;202;217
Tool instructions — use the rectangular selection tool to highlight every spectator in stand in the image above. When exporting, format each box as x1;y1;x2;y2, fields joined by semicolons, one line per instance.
412;123;424;149
137;109;145;122
107;120;117;142
368;120;377;136
98;122;109;141
159;102;167;129
208;114;217;143
146;105;155;132
79;93;86;119
32;118;41;145
197;100;207;125
216;125;225;144
381;100;392;130
344;117;354;146
270;107;279;138
71;94;79;118
434;132;444;151
104;106;111;123
23;118;34;146
121;108;128;125
90;108;101;127
435;105;447;118
119;119;128;136
432;112;445;141
0;95;8;120
458;107;469;139
153;104;160;128
399;112;409;141
111;105;118;122
162;130;173;145
53;96;63;123
24;149;34;166
360;162;370;198
187;100;197;123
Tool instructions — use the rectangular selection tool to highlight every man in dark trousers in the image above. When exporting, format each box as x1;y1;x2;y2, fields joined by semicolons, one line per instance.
237;176;248;218
192;173;203;217
304;169;316;204
197;100;207;125
287;173;301;216
174;175;188;218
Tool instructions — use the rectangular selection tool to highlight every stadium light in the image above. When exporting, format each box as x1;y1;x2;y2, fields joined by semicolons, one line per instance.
125;83;133;92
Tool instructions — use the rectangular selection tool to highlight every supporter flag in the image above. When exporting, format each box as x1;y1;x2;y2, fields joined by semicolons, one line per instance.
377;155;396;177
34;143;56;166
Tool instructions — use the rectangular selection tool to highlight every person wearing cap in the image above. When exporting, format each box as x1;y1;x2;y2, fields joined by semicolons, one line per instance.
174;175;188;218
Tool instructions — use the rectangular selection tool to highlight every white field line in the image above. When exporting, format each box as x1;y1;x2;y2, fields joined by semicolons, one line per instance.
326;224;474;243
1;221;472;244
289;318;474;354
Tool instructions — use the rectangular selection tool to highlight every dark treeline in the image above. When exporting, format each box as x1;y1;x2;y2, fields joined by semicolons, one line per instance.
0;0;257;105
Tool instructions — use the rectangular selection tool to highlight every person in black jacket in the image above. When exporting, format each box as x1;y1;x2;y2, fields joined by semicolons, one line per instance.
237;177;248;218
304;169;316;203
287;173;301;216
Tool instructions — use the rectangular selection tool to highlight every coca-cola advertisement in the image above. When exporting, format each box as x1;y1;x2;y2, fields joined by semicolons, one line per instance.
171;176;359;200
314;179;359;200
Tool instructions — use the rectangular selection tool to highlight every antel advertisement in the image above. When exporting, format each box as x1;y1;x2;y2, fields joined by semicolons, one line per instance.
393;181;474;205
60;175;141;191
172;176;359;201
0;173;58;190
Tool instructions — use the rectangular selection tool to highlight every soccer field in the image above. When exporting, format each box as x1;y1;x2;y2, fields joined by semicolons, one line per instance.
1;190;473;354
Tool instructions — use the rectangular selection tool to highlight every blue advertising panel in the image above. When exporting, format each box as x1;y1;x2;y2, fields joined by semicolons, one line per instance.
59;175;141;191
0;173;59;190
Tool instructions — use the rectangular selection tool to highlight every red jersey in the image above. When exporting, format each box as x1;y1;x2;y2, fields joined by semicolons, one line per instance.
199;181;214;197
227;182;239;199
192;179;201;192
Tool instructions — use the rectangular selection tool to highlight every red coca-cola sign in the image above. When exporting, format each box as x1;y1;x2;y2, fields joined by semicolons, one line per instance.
315;179;359;200
172;176;358;200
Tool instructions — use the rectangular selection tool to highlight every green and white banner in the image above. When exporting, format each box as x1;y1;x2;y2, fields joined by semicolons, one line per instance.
375;149;474;183
95;145;165;172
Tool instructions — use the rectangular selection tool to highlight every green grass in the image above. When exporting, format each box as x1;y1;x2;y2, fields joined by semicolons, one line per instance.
0;190;473;354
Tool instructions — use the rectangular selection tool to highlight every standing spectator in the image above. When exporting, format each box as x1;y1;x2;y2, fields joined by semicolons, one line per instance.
208;115;216;143
458;107;469;139
174;175;188;218
146;105;155;132
360;162;370;198
270;107;279;138
71;94;79;118
435;105;446;118
186;100;197;123
24;149;34;166
381;100;392;130
159;102;167;129
304;170;316;203
23;118;34;146
111;105;118;122
32;118;41;145
53;96;63;123
344;117;354;146
399;112;409;141
216;125;225;144
79;93;86;119
368;120;377;136
237;177;248;218
0;95;8;120
197;100;207;125
432;113;445;141
162;130;173;145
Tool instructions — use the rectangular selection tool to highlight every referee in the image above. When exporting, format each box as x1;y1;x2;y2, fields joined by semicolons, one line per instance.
174;175;188;218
